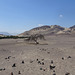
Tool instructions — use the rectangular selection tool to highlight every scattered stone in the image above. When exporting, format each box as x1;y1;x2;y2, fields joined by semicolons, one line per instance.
5;56;11;60
68;56;71;59
47;52;50;54
53;73;56;75
40;68;42;70
43;69;45;71
3;68;5;70
12;63;16;67
8;56;11;59
36;59;38;61
12;57;15;58
53;70;55;72
50;64;55;70
11;72;13;75
0;68;5;71
38;61;41;64
30;60;33;63
65;72;70;75
41;62;44;65
42;48;46;51
0;69;2;71
41;59;44;61
62;57;64;60
5;58;8;59
18;71;21;74
51;60;53;64
22;60;24;64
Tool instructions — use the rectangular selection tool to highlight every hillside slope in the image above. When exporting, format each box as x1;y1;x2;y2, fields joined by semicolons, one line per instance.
19;25;75;36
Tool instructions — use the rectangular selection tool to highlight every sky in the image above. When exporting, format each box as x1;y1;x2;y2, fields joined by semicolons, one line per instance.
0;0;75;34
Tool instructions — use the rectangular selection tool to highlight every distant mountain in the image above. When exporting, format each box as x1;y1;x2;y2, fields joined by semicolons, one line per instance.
70;25;75;29
19;25;65;36
18;25;75;36
0;32;11;36
69;25;75;32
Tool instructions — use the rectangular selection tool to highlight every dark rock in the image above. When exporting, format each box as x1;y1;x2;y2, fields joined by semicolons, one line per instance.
53;73;56;75
43;69;45;71
41;59;44;61
5;58;8;59
30;60;33;63
62;57;64;60
50;64;55;70
22;60;24;64
0;69;2;71
36;59;38;61
38;61;41;64
11;72;13;75
53;70;55;72
41;62;44;65
18;71;21;74
12;63;16;67
0;68;5;71
68;56;71;59
8;56;11;59
40;68;42;70
65;72;70;75
47;52;50;54
3;68;5;70
51;60;53;64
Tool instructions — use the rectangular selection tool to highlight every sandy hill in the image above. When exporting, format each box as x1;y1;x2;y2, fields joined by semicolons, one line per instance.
19;25;75;36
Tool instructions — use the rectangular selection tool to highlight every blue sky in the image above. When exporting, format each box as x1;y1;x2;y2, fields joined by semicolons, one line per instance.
0;0;75;34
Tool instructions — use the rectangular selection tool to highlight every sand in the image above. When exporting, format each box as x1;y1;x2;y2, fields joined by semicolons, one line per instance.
0;35;75;75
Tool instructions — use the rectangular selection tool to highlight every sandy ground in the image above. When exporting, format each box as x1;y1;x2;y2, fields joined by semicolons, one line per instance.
0;35;75;75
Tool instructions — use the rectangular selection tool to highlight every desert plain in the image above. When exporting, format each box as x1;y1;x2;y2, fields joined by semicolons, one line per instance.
0;35;75;75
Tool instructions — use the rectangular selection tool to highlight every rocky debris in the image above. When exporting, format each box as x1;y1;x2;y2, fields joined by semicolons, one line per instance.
8;56;11;59
0;68;5;71
67;56;71;59
40;68;42;70
53;73;56;75
41;59;44;61
50;64;55;70
62;57;65;60
22;60;24;64
38;61;41;64
12;63;16;67
65;72;70;75
11;72;13;75
5;56;11;59
53;70;55;72
50;60;56;70
18;71;21;74
40;68;46;71
12;57;15;58
30;60;33;63
36;59;38;61
47;52;50;54
40;48;47;51
5;58;8;59
51;60;53;64
41;62;44;65
43;69;46;71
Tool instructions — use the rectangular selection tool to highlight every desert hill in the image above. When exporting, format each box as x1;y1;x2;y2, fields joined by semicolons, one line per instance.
19;25;75;36
0;32;11;36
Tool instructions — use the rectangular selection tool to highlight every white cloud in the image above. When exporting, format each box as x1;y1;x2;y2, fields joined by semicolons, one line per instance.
59;14;63;18
38;24;44;26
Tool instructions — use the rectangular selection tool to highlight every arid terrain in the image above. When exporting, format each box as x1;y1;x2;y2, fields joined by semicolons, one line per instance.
0;35;75;75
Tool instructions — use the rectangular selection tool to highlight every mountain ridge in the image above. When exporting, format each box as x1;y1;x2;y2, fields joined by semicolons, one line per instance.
19;25;75;36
